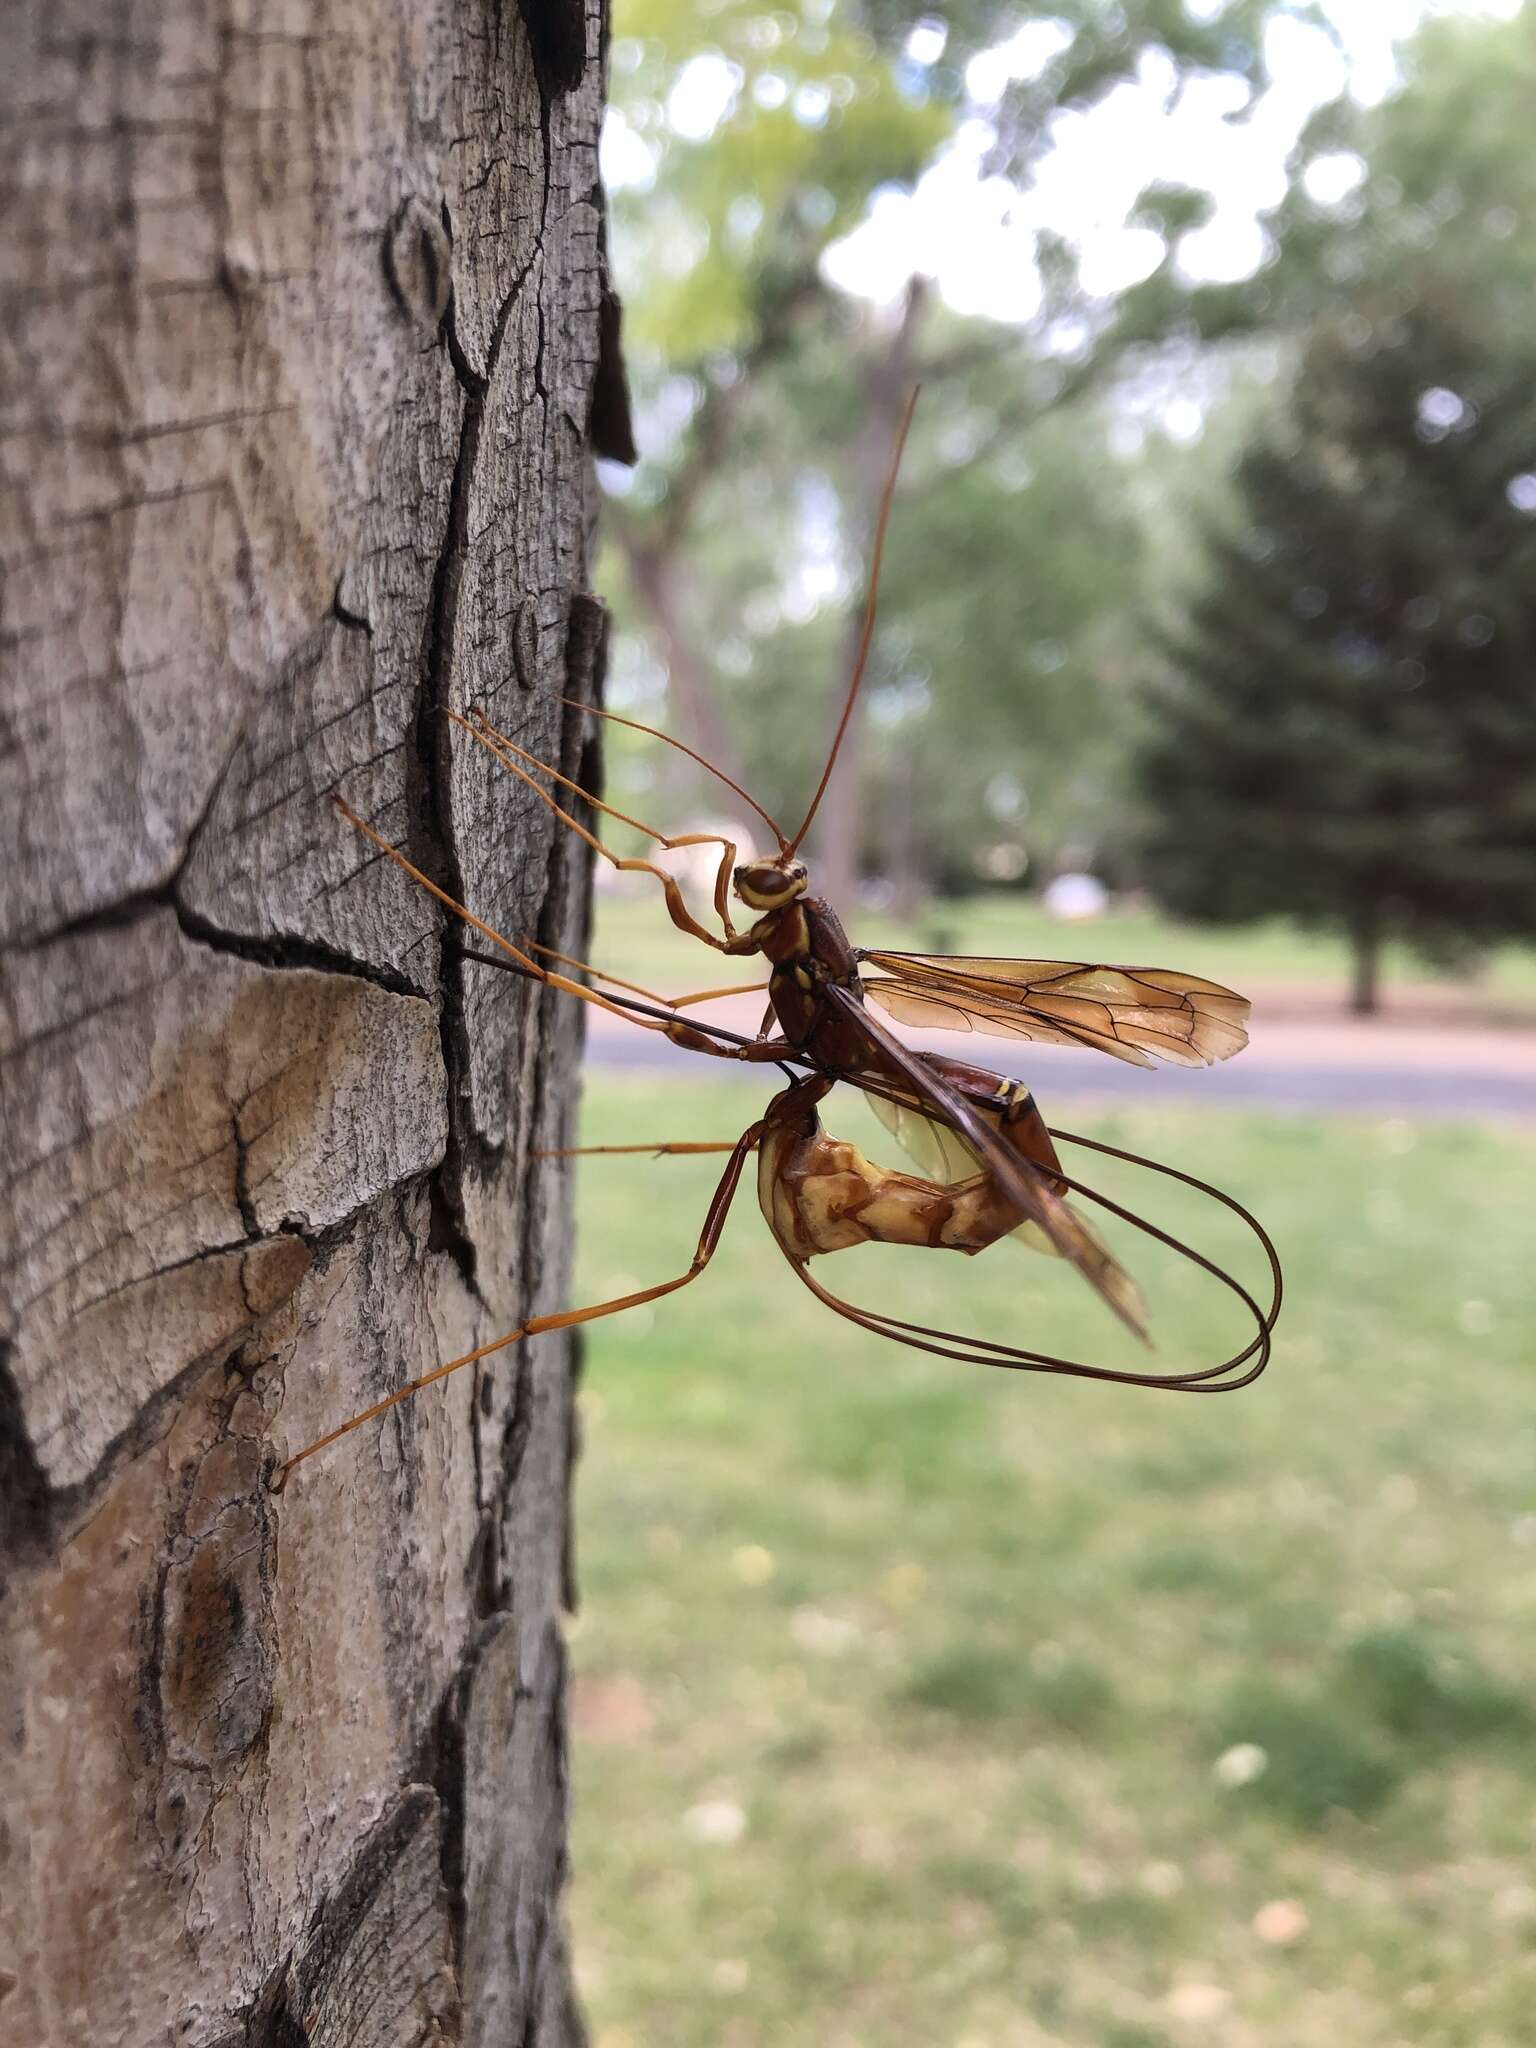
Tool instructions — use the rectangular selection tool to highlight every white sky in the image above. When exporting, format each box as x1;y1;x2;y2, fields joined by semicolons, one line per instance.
604;1;1524;326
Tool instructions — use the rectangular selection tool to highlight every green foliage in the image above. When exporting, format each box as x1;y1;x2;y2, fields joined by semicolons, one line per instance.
1135;294;1536;992
1341;1625;1533;1750
568;1080;1536;2042
899;1642;1117;1731
1275;8;1536;341
1212;1623;1532;1833
601;372;1151;884
611;0;1293;373
899;1643;1024;1722
610;0;949;363
602;0;1346;891
1215;1683;1403;1828
1028;1652;1119;1734
604;0;1536;914
922;1853;1039;1938
1133;1542;1254;1596
865;387;1149;883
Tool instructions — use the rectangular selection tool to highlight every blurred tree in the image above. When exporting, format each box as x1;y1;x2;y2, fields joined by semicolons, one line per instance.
603;0;1331;905
1271;6;1536;345
1135;294;1536;1012
855;372;1147;896
603;338;1147;893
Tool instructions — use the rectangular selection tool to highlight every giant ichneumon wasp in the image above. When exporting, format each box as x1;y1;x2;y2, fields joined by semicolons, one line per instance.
270;394;1278;1490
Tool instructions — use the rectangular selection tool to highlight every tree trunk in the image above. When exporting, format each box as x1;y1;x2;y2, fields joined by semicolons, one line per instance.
1350;904;1382;1015
881;743;929;920
622;532;750;797
1;4;617;2042
815;285;927;914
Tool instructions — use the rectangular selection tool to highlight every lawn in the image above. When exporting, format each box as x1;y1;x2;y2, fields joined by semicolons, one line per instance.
589;888;1536;1015
564;1075;1536;2048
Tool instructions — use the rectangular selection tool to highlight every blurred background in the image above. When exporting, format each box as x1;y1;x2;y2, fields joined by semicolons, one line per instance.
565;3;1536;2041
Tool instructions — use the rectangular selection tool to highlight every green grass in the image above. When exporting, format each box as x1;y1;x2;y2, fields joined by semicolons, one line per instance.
565;1077;1536;2047
590;888;1536;1011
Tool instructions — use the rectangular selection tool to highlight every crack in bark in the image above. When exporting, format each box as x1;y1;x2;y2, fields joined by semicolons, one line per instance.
240;1785;456;2047
418;250;546;1307
518;0;587;99
415;1620;494;1990
14;863;424;1008
232;1113;259;1239
452;617;598;2042
470;616;597;1618
8;623;333;954
15;1275;294;1578
25;1228;261;1332
418;323;488;1304
410;113;586;2007
552;599;606;1622
172;896;420;1001
410;203;562;2013
516;1621;575;2048
0;1336;52;1580
14;1231;312;1543
330;580;373;637
440;288;487;400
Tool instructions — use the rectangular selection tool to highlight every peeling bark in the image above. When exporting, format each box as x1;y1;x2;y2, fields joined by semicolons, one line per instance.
1;2;612;2040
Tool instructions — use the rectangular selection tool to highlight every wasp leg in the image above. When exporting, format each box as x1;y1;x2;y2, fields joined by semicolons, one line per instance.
516;937;768;1012
453;707;743;944
269;1119;765;1490
333;797;777;1062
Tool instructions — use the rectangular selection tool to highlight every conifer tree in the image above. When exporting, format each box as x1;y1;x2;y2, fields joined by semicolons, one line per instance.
1137;294;1536;1012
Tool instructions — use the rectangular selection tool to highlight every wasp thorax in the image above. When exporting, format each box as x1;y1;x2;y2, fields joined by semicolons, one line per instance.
733;859;808;911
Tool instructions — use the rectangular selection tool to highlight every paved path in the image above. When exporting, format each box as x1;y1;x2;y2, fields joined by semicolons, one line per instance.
581;992;1536;1119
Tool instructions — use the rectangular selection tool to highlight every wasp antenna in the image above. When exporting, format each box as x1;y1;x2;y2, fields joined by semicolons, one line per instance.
786;384;921;859
560;698;789;852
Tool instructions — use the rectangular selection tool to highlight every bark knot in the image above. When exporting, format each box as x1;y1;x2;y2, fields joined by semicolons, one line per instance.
386;197;455;334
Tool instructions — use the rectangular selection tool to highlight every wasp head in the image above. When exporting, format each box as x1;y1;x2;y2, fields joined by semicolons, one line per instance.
733;858;808;911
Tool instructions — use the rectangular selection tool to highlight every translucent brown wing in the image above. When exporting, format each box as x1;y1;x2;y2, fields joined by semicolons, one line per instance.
818;984;1149;1340
866;1085;981;1185
859;953;1250;1068
863;1084;1149;1331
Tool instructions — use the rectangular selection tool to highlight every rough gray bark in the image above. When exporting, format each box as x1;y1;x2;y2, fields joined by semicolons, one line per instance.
1;2;624;2040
